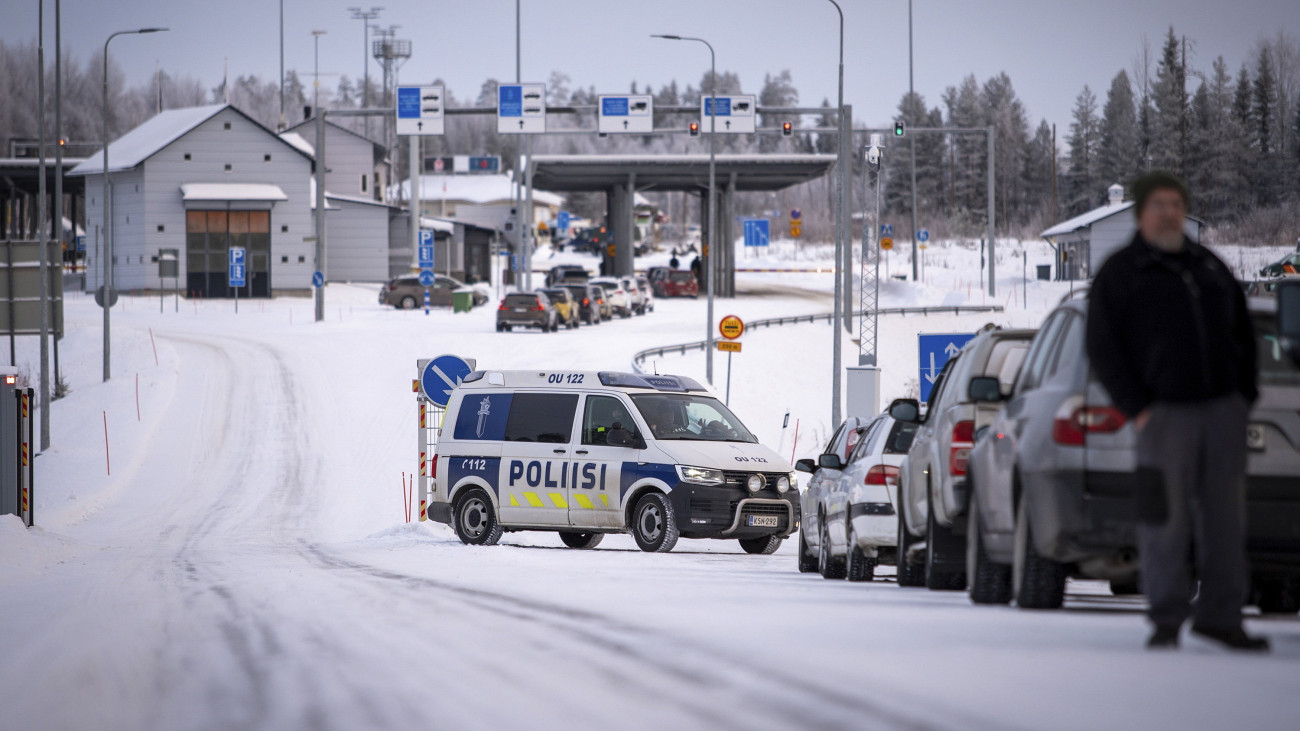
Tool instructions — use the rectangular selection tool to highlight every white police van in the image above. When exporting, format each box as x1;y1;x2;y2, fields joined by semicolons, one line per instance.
429;370;799;553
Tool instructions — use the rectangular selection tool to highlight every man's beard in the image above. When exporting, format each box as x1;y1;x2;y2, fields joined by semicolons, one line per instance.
1147;229;1185;253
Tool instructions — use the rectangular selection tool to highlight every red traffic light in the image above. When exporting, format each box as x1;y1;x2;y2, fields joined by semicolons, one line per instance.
782;121;792;137
689;122;700;137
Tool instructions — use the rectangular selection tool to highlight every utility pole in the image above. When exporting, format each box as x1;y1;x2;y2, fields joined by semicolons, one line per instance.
908;0;919;282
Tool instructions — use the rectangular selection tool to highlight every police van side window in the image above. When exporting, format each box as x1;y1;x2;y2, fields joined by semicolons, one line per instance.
582;395;641;447
503;393;578;443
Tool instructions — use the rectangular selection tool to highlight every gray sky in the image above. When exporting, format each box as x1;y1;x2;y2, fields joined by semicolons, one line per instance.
6;1;1298;134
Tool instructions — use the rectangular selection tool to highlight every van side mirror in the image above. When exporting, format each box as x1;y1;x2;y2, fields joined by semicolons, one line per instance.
1278;281;1300;367
795;458;817;473
887;398;920;423
968;376;1004;402
817;453;844;470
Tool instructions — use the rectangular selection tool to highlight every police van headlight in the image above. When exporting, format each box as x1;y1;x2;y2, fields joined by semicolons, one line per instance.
676;465;724;486
776;475;792;493
746;474;766;493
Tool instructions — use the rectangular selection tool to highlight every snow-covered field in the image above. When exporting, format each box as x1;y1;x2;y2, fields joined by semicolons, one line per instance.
1;238;1296;730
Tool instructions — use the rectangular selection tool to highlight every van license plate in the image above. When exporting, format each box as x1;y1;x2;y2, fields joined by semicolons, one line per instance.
746;515;779;528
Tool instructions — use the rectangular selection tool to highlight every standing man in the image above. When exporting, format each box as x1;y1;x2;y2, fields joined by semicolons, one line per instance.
1087;171;1266;652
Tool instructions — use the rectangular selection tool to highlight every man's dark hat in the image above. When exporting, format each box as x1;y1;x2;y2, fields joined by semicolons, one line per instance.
1131;171;1189;216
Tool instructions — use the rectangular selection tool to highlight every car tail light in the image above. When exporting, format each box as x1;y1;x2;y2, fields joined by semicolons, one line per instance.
1052;398;1127;446
866;464;899;485
533;303;545;311
431;454;438;479
388;282;398;290
949;420;974;476
582;298;590;306
497;302;508;311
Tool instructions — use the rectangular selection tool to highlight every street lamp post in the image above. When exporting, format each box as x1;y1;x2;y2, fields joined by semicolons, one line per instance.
312;30;327;112
826;0;845;427
652;34;717;385
347;6;383;139
102;27;167;383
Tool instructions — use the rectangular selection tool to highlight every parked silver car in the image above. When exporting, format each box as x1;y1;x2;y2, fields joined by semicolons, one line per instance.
964;296;1141;608
818;411;919;581
795;416;872;576
895;326;1035;591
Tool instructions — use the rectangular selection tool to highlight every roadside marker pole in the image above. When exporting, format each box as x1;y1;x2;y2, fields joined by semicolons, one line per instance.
135;373;140;421
725;350;733;406
102;410;110;476
790;419;800;464
149;327;158;366
417;395;428;521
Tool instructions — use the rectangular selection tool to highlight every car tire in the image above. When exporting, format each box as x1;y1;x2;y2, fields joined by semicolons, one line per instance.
452;488;503;546
966;488;1012;604
631;492;679;553
896;499;926;587
559;531;604;549
739;535;783;554
925;485;967;591
846;530;877;582
1253;576;1300;614
797;531;818;573
1013;490;1066;609
817;516;847;579
399;295;417;309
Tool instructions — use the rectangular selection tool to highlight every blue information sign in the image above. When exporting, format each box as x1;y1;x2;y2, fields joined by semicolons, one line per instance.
742;219;770;247
312;271;325;288
881;224;894;236
397;87;421;119
228;246;246;287
557;210;571;232
918;228;930;242
703;97;733;117
421;354;473;407
498;85;523;117
918;332;975;402
75;235;86;252
418;270;436;287
601;97;629;116
418;230;435;268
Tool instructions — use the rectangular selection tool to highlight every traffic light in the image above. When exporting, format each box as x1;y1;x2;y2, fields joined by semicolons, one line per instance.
893;120;906;138
782;121;793;137
689;122;700;137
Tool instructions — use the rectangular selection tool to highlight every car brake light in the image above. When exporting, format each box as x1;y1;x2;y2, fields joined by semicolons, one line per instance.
866;464;899;485
533;303;545;311
498;302;508;311
582;298;590;306
1052;399;1127;446
431;454;438;479
949;420;974;476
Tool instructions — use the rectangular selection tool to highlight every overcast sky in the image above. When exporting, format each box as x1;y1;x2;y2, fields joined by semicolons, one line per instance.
5;0;1298;134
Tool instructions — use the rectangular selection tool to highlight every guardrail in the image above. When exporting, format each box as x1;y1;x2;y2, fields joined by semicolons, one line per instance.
631;304;1006;374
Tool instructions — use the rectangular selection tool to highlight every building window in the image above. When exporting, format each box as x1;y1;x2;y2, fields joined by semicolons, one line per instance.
281;225;288;233
184;153;191;161
157;224;165;232
224;164;232;172
281;256;289;264
361;175;368;194
264;154;272;162
223;122;232;130
298;256;305;263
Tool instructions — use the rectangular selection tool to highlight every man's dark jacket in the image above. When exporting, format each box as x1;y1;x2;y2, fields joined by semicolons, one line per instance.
1085;233;1258;418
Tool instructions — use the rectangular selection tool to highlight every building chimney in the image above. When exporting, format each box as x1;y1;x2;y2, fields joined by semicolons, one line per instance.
1107;183;1124;205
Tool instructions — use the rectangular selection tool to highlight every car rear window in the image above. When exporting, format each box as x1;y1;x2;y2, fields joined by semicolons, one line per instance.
884;421;919;454
595;281;618;291
669;271;694;282
1254;313;1300;385
543;289;568;301
504;294;539;307
563;286;588;299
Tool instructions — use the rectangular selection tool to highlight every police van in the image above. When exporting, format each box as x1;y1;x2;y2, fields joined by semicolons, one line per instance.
429;370;799;553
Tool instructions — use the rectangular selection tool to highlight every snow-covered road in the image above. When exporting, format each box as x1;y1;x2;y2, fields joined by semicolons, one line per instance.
3;242;1298;730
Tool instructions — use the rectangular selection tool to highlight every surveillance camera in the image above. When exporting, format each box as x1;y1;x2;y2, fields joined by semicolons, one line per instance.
866;147;881;165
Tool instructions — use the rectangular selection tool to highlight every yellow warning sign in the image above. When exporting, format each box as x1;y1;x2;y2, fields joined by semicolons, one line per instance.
881;237;894;251
717;341;742;353
719;315;745;340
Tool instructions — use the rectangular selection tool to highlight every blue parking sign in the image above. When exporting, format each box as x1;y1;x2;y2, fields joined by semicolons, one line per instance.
228;246;246;287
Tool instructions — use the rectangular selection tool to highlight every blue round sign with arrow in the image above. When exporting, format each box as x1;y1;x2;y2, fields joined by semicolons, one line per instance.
418;270;436;287
312;271;325;287
917;229;930;242
421;354;473;407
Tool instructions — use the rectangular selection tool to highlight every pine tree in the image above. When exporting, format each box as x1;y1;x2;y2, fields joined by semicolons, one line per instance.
1149;28;1187;175
1065;85;1101;215
942;75;987;217
1254;46;1280;204
1097;70;1140;191
982;73;1030;230
758;70;799;152
1022;119;1057;224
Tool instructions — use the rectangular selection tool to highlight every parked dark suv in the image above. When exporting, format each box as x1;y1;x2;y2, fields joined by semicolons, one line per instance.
562;283;604;325
496;292;560;332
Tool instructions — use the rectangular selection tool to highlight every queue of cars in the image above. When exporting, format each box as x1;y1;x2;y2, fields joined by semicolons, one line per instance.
494;266;663;334
797;288;1300;615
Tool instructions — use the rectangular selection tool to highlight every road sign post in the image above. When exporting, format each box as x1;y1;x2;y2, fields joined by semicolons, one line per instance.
497;84;546;134
700;95;756;134
918;332;975;402
717;315;745;406
598;95;654;134
228;246;246;313
396;85;445;136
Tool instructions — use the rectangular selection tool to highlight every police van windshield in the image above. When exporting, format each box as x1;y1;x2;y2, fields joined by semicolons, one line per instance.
630;393;757;443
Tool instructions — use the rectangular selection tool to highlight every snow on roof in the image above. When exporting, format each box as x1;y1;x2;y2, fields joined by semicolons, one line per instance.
70;105;225;176
419;217;456;234
325;192;392;208
279;132;314;158
180;183;288;202
393;174;564;208
1041;201;1133;239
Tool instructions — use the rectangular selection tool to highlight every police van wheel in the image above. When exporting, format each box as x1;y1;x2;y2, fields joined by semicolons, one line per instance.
453;489;503;546
560;531;604;549
631;492;679;553
739;535;783;554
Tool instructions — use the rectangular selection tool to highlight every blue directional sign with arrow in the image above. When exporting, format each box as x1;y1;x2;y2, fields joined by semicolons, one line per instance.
918;228;931;242
918;332;975;402
742;219;770;247
421;354;474;407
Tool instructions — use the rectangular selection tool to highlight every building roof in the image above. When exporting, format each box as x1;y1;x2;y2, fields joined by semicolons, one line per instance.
393;173;565;208
180;183;289;202
69;104;311;177
279;132;315;158
284;118;387;157
1040;202;1133;239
